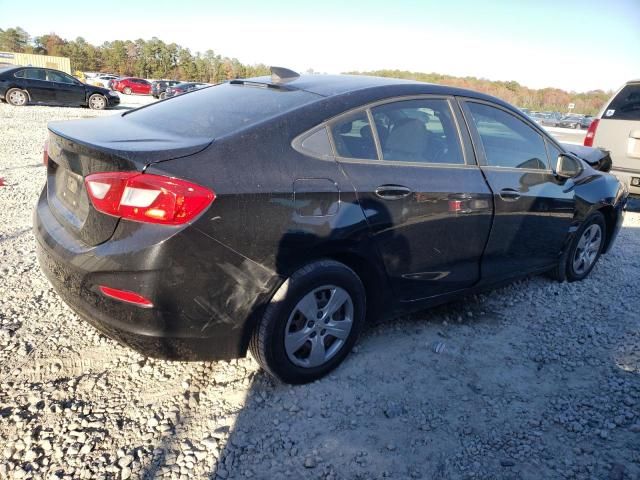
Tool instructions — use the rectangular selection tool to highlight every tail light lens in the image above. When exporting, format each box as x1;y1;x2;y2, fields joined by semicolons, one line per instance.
584;119;599;147
85;172;215;225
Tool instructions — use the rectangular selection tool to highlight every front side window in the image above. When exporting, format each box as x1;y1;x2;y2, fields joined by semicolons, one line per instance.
46;71;75;84
371;99;464;164
466;102;549;170
330;111;377;160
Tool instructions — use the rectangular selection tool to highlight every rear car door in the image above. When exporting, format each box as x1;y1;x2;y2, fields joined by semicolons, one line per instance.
460;99;575;280
46;70;86;105
18;68;56;103
592;82;640;195
330;97;493;301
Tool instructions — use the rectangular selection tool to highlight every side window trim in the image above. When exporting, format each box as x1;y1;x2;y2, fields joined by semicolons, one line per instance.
458;97;554;172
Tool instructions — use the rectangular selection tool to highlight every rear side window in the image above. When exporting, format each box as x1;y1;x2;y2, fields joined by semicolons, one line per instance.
371;99;464;164
19;68;46;80
124;83;320;138
330;111;377;160
604;84;640;120
466;102;549;170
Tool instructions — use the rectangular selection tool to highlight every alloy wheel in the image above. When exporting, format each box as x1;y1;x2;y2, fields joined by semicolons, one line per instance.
572;224;602;275
284;285;354;368
90;95;106;109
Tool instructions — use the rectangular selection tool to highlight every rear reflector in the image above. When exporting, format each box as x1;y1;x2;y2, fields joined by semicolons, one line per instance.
85;172;215;225
584;119;599;147
99;285;154;308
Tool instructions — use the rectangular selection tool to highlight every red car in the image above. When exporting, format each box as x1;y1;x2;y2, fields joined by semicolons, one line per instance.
115;77;152;95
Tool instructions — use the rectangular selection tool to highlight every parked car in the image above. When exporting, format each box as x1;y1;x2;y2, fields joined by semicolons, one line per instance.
586;79;640;197
0;66;120;110
529;112;560;127
558;115;593;129
165;82;210;98
151;80;181;99
34;69;628;384
115;77;152;95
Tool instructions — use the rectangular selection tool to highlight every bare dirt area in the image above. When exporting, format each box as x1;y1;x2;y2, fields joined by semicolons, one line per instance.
0;102;639;480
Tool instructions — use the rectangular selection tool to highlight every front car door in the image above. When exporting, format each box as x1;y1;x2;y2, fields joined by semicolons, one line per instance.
329;97;493;301
46;70;86;106
459;99;576;281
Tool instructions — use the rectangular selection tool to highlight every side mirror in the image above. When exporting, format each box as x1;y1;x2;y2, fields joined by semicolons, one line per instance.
554;154;582;179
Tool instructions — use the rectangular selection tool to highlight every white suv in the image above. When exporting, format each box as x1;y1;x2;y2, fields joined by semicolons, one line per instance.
586;79;640;197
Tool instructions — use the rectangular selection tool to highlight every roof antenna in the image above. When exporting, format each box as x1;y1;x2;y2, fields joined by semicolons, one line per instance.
270;66;300;84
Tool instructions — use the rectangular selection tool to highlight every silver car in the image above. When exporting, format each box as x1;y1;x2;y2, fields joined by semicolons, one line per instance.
587;79;640;197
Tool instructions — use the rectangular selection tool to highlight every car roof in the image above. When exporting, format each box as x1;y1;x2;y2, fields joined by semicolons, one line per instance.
244;73;516;109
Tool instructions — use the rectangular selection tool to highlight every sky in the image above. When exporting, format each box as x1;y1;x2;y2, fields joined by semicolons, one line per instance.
1;0;638;92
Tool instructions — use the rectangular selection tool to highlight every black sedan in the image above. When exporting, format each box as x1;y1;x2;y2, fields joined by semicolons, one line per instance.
34;68;628;384
0;66;119;109
558;115;594;129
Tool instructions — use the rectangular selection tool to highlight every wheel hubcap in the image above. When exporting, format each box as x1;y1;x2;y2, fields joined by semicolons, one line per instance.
572;224;602;275
9;91;26;105
91;96;105;108
284;285;354;368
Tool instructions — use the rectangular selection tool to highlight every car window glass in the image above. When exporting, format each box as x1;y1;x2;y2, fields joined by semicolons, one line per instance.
23;68;46;80
606;84;640;120
14;69;25;78
46;71;75;84
299;127;332;158
467;102;548;169
545;140;562;168
371;99;464;164
330;111;378;160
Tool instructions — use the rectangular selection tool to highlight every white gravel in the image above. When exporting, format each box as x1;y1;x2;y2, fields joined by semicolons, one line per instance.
0;99;639;480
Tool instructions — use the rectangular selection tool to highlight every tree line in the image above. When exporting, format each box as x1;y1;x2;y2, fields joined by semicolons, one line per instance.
347;70;611;115
0;26;270;83
1;27;610;114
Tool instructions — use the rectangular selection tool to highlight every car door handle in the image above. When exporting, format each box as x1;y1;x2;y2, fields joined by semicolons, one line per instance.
375;185;412;200
499;188;521;201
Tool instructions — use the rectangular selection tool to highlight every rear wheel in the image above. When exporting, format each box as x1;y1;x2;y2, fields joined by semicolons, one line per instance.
159;92;166;100
7;88;28;106
249;260;366;384
88;94;107;110
123;87;132;95
550;212;606;282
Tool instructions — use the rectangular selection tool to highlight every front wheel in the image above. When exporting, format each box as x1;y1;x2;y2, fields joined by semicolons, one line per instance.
123;87;132;95
550;212;606;282
88;94;107;110
249;260;366;384
6;88;28;106
159;92;166;100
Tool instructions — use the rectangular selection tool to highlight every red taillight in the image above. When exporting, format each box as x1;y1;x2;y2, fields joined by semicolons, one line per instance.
43;138;49;166
99;285;153;308
584;119;599;147
85;172;215;225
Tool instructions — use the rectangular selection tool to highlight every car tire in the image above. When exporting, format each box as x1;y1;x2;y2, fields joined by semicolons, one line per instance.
88;94;107;110
574;123;581;129
159;92;166;100
249;259;366;384
123;87;132;95
550;212;606;282
6;88;28;106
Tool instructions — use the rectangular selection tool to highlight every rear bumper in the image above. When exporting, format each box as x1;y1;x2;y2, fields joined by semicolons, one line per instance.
34;188;279;360
611;167;640;197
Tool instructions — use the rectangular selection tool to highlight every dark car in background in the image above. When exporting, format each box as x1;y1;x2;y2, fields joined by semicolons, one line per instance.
164;82;210;98
151;80;181;99
558;115;593;129
34;69;627;384
0;66;120;110
115;77;152;95
529;112;561;127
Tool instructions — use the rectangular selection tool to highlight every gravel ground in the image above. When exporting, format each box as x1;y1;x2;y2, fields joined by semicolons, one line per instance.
0;100;639;480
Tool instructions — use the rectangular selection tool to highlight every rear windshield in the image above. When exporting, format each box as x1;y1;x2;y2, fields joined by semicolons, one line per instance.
605;83;640;120
124;82;320;138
